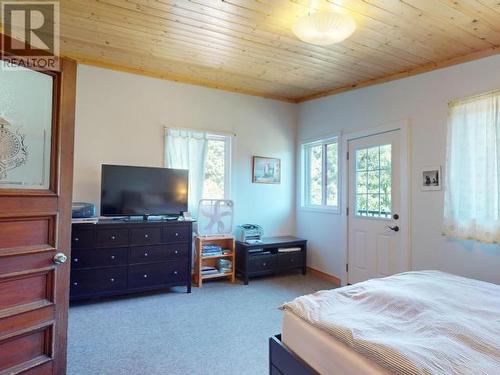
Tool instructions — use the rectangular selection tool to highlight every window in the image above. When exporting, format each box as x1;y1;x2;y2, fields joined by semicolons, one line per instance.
203;134;231;200
355;144;392;218
302;136;339;211
164;128;231;217
443;90;499;244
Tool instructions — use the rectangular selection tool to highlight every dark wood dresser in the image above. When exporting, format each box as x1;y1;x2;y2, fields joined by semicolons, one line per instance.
70;219;193;300
236;236;307;285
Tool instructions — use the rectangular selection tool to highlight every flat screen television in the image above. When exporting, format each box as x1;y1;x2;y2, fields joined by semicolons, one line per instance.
100;164;188;217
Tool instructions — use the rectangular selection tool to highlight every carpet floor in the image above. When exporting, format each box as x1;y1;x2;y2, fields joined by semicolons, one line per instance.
68;273;335;375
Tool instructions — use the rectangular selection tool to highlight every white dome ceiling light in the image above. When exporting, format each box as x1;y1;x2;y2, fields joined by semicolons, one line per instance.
293;10;356;46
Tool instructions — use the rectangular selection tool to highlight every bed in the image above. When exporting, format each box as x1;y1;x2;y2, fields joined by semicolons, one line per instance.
270;271;500;375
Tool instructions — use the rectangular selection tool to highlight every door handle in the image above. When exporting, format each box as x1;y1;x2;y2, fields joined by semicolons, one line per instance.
386;225;400;232
53;252;68;265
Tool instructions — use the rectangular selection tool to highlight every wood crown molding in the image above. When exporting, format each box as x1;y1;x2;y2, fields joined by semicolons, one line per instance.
296;46;500;103
65;46;500;105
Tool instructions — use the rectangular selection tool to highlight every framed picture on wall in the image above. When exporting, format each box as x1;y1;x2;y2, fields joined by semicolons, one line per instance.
252;156;281;184
421;166;442;191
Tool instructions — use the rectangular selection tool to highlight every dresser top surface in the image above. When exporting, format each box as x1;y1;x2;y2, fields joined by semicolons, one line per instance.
72;219;194;227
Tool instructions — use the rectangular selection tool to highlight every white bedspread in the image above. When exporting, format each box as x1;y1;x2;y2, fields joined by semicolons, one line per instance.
281;271;500;375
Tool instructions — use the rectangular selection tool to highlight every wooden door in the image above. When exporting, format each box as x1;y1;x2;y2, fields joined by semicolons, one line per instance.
347;130;407;284
0;46;76;373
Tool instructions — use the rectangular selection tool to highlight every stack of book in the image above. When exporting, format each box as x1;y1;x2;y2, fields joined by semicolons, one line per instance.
202;245;223;257
201;266;220;276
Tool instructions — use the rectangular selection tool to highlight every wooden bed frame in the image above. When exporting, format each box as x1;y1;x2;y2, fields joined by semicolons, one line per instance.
269;334;319;375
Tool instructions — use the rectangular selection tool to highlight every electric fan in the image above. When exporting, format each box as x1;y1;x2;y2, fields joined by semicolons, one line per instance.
197;199;234;237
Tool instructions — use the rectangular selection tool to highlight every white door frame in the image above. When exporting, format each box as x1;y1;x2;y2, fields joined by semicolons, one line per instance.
340;120;411;285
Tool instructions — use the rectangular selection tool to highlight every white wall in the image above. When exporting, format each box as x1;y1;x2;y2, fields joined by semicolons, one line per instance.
73;65;297;236
297;54;500;284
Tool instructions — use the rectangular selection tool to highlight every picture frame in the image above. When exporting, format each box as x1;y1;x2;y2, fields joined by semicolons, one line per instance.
252;156;281;184
421;166;442;191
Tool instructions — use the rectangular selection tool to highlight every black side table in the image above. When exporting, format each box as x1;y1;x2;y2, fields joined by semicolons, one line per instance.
235;236;307;285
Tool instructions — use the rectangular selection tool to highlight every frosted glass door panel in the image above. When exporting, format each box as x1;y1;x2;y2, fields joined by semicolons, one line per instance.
0;61;53;189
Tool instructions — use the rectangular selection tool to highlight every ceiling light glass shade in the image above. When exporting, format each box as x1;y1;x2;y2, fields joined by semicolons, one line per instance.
293;11;356;46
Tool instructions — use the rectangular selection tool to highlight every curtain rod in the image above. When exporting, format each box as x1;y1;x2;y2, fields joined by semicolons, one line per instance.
448;87;500;106
164;125;236;137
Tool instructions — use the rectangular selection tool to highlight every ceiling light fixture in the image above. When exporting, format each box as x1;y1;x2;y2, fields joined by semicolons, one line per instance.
293;10;356;46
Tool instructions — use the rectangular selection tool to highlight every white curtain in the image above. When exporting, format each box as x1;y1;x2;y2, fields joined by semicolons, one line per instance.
443;90;500;243
165;128;208;218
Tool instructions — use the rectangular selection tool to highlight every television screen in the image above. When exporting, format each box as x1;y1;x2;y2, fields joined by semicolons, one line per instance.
101;165;188;217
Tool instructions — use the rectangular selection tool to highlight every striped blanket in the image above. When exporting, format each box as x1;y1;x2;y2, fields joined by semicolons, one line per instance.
281;271;500;374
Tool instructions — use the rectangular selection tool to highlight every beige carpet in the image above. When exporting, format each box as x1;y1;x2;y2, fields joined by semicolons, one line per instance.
68;273;335;375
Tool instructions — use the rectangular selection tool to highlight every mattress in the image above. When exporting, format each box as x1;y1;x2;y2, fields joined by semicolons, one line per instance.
282;310;391;375
282;271;500;374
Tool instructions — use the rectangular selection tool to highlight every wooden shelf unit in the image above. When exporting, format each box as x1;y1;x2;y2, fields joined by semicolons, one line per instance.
193;236;236;287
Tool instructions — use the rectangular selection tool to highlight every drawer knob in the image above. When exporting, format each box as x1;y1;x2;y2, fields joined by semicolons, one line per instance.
110;255;116;260
174;250;179;255
175;232;179;237
144;234;149;238
262;262;267;266
73;282;78;286
143;274;148;278
144;252;148;257
74;237;79;242
173;270;178;275
110;278;115;282
111;235;116;240
73;258;79;263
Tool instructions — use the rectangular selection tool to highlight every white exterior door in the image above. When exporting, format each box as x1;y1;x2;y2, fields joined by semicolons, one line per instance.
348;130;407;284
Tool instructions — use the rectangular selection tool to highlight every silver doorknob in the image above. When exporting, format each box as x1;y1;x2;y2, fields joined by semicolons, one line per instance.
53;252;68;265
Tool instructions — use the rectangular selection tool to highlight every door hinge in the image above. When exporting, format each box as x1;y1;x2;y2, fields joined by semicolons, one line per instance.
346;263;349;272
346;151;349;160
346;207;349;216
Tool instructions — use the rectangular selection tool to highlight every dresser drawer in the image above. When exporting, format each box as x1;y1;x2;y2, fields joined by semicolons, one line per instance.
128;263;187;289
96;228;129;247
130;227;162;246
163;226;190;243
71;227;94;249
248;254;277;274
129;244;189;264
277;251;303;270
72;248;127;269
70;267;127;296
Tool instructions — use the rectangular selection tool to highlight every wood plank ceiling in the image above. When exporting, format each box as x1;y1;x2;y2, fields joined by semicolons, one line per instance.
57;0;500;102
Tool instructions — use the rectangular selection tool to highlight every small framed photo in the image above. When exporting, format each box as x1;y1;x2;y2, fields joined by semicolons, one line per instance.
252;156;281;184
421;166;441;191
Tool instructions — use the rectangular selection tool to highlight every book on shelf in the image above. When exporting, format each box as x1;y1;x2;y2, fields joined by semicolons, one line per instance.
278;247;302;253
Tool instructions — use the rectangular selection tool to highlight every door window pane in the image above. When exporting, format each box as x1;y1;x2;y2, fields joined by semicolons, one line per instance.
309;144;323;205
0;62;53;189
355;144;392;218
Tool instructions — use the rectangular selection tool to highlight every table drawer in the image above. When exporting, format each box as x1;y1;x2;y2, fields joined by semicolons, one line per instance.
163;226;190;243
248;254;277;274
128;262;187;289
71;227;94;249
96;228;129;247
130;227;162;245
70;267;127;296
277;251;303;270
72;248;128;269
